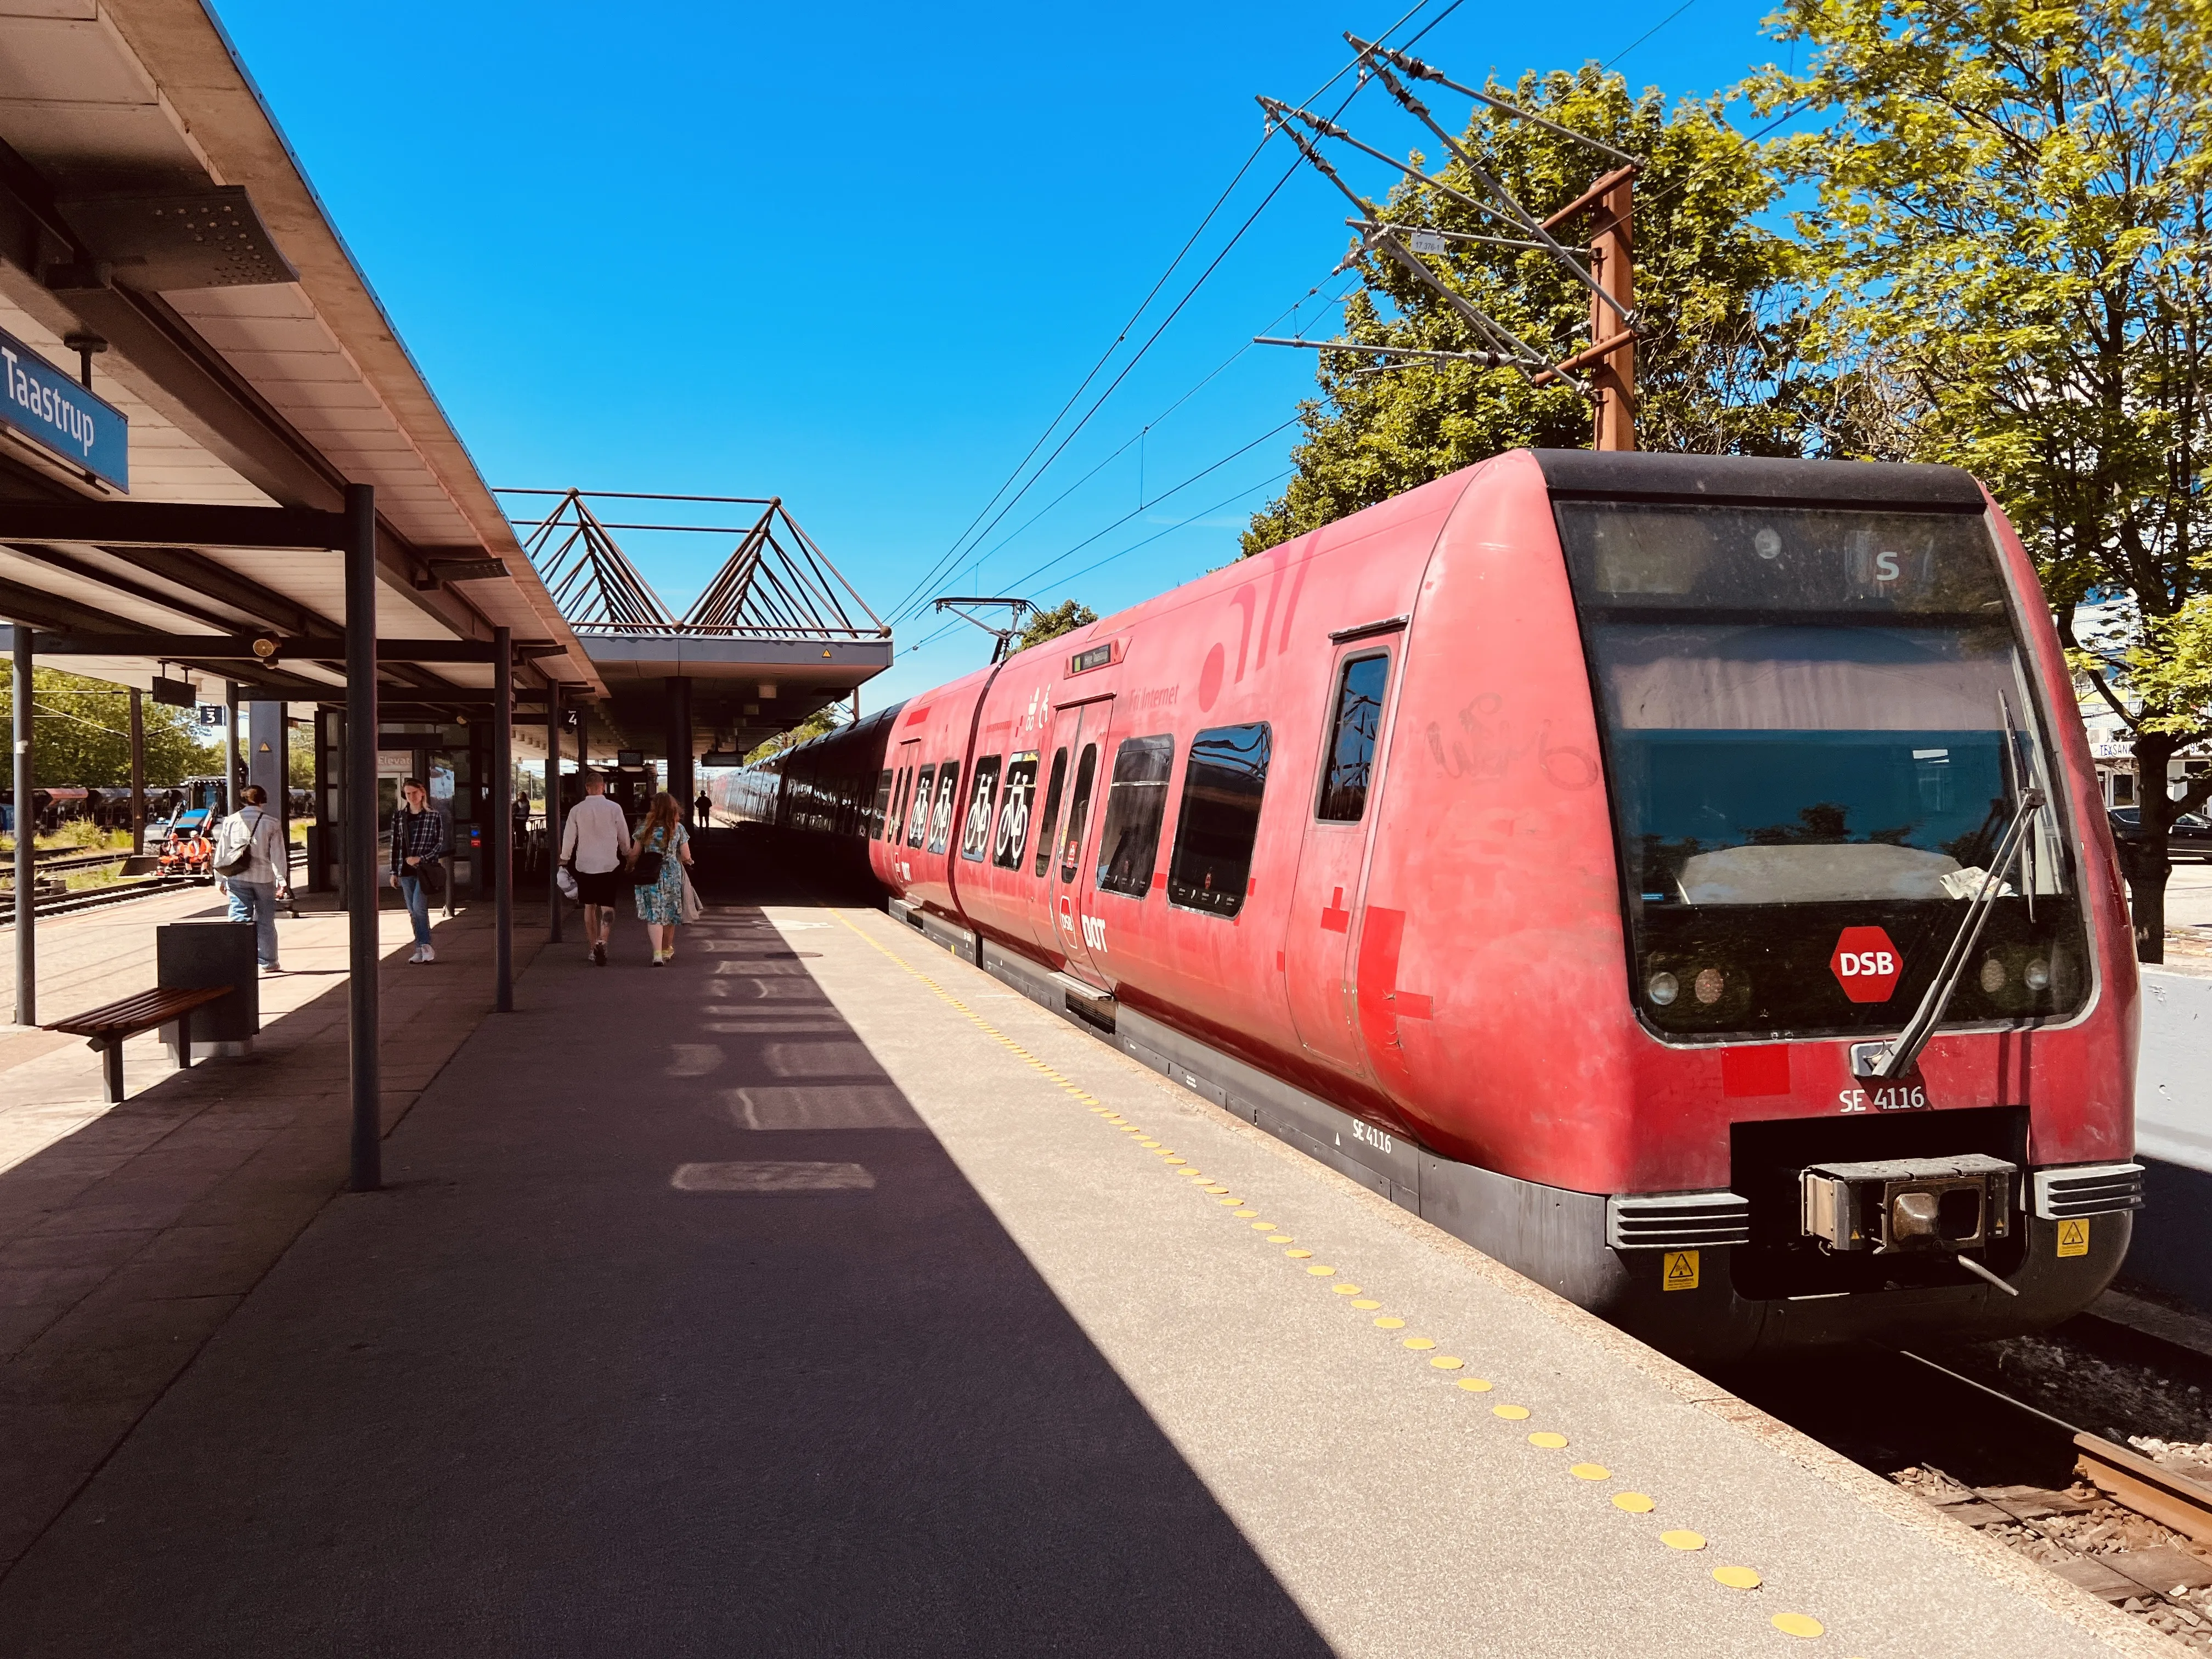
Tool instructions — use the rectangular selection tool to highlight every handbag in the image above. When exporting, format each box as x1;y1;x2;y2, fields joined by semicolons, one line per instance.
630;828;666;887
212;814;252;877
415;857;446;898
679;870;703;924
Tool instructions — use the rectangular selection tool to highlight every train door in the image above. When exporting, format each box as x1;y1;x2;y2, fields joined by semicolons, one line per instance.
886;740;919;881
1285;640;1398;1073
1029;697;1113;979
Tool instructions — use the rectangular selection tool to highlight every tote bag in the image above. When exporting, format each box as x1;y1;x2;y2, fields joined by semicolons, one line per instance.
679;870;703;924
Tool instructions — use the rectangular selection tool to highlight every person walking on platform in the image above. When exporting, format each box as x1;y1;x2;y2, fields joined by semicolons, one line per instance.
561;770;633;967
631;790;694;967
692;787;711;832
390;777;450;966
214;784;289;974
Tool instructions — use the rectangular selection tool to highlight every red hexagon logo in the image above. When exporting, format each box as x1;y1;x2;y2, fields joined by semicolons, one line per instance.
1831;927;1903;1002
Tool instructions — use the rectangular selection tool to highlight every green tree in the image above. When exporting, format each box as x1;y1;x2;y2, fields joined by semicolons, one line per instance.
1757;0;2212;958
0;668;222;787
1013;600;1098;652
745;703;848;765
1245;67;1846;556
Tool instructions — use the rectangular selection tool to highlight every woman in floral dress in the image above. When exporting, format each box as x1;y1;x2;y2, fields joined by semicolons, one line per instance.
629;791;694;965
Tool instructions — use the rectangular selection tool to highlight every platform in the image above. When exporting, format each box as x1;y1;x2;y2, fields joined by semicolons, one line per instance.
0;864;2168;1656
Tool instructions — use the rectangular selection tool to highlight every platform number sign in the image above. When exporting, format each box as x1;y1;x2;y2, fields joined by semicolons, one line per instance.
2056;1218;2090;1258
1830;926;1903;1002
1662;1250;1699;1291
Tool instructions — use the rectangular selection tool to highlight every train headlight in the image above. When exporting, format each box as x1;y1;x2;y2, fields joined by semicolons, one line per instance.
1693;967;1725;1006
1979;955;2007;992
1647;971;1680;1007
2023;958;2051;992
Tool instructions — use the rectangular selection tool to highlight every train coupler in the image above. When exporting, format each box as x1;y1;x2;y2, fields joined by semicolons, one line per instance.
1799;1154;2016;1255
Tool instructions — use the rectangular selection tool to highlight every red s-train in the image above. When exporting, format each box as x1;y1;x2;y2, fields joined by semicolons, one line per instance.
726;450;2141;1360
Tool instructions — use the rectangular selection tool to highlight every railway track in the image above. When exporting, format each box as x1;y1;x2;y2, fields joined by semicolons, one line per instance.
1725;1340;2212;1641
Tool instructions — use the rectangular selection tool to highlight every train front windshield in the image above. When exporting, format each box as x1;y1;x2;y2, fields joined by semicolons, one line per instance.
1558;500;2090;1039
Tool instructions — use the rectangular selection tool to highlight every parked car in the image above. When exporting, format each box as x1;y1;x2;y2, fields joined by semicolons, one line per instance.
2108;806;2212;859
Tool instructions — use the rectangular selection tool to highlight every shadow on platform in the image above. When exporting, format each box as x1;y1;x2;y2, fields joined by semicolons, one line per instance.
0;833;1330;1656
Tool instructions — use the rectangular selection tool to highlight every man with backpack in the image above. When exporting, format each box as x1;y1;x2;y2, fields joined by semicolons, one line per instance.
214;785;289;974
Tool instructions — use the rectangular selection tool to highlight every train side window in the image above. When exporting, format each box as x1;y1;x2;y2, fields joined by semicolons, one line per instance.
1058;744;1099;882
1168;722;1272;917
871;769;893;839
1095;735;1175;897
1318;654;1389;821
905;764;934;848
994;752;1040;869
960;756;1002;861
1033;748;1069;878
927;761;960;854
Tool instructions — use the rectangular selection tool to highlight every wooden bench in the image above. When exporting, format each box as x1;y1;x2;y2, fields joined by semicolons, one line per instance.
46;985;235;1104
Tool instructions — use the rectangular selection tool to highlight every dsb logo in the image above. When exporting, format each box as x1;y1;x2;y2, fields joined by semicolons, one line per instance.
1831;927;1903;1002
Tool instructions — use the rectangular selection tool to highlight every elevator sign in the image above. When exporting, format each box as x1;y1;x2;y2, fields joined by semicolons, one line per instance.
0;327;127;490
1831;927;1903;1002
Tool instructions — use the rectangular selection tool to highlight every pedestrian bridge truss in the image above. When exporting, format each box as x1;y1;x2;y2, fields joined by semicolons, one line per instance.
500;489;893;767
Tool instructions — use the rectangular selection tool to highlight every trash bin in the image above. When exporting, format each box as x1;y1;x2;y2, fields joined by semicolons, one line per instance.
157;921;258;1058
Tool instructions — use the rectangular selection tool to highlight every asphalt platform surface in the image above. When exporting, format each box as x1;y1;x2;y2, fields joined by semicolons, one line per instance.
0;848;2166;1657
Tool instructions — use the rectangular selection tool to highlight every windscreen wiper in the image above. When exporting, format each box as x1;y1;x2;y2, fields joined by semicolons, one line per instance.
1855;786;2045;1081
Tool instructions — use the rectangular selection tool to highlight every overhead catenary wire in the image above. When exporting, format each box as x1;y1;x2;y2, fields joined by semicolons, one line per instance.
948;273;1360;595
885;0;1466;627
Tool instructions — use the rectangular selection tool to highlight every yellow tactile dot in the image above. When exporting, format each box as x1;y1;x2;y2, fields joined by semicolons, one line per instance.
1203;1184;1229;1193
1165;1156;1186;1165
1374;1317;1406;1329
1286;1248;1313;1259
1712;1566;1761;1590
1307;1264;1336;1276
1233;1209;1257;1217
1492;1404;1530;1420
1455;1378;1493;1392
1528;1432;1568;1449
1177;1170;1206;1179
1430;1356;1464;1370
1250;1221;1276;1230
1351;1299;1380;1310
1570;1464;1609;1481
1102;1113;1123;1121
1216;1197;1244;1206
1331;1284;1362;1295
1120;1126;1142;1133
1402;1337;1436;1351
1658;1527;1702;1547
1770;1613;1823;1639
1267;1235;1295;1245
1139;1141;1161;1148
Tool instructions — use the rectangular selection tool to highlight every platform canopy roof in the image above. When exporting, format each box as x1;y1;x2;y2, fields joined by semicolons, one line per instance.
0;0;601;725
508;490;893;764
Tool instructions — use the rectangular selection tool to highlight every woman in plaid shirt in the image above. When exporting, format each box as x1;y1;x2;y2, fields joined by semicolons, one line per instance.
390;777;450;964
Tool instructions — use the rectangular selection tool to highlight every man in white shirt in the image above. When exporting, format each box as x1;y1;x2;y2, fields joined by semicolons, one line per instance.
559;771;633;966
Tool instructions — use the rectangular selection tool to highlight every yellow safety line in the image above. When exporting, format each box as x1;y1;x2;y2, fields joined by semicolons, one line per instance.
822;906;1848;1651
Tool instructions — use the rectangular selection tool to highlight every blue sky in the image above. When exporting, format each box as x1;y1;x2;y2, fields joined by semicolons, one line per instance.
211;0;1791;708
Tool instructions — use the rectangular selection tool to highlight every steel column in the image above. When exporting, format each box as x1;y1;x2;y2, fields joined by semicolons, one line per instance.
12;625;31;1027
223;680;240;812
546;681;563;945
493;627;512;1013
343;484;380;1192
128;686;144;856
1590;174;1635;452
665;675;693;814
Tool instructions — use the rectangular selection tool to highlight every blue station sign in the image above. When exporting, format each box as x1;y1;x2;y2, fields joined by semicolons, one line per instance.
0;327;126;491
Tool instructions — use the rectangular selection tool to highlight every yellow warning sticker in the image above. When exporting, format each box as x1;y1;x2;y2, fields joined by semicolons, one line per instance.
1663;1249;1700;1291
2057;1217;2090;1258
